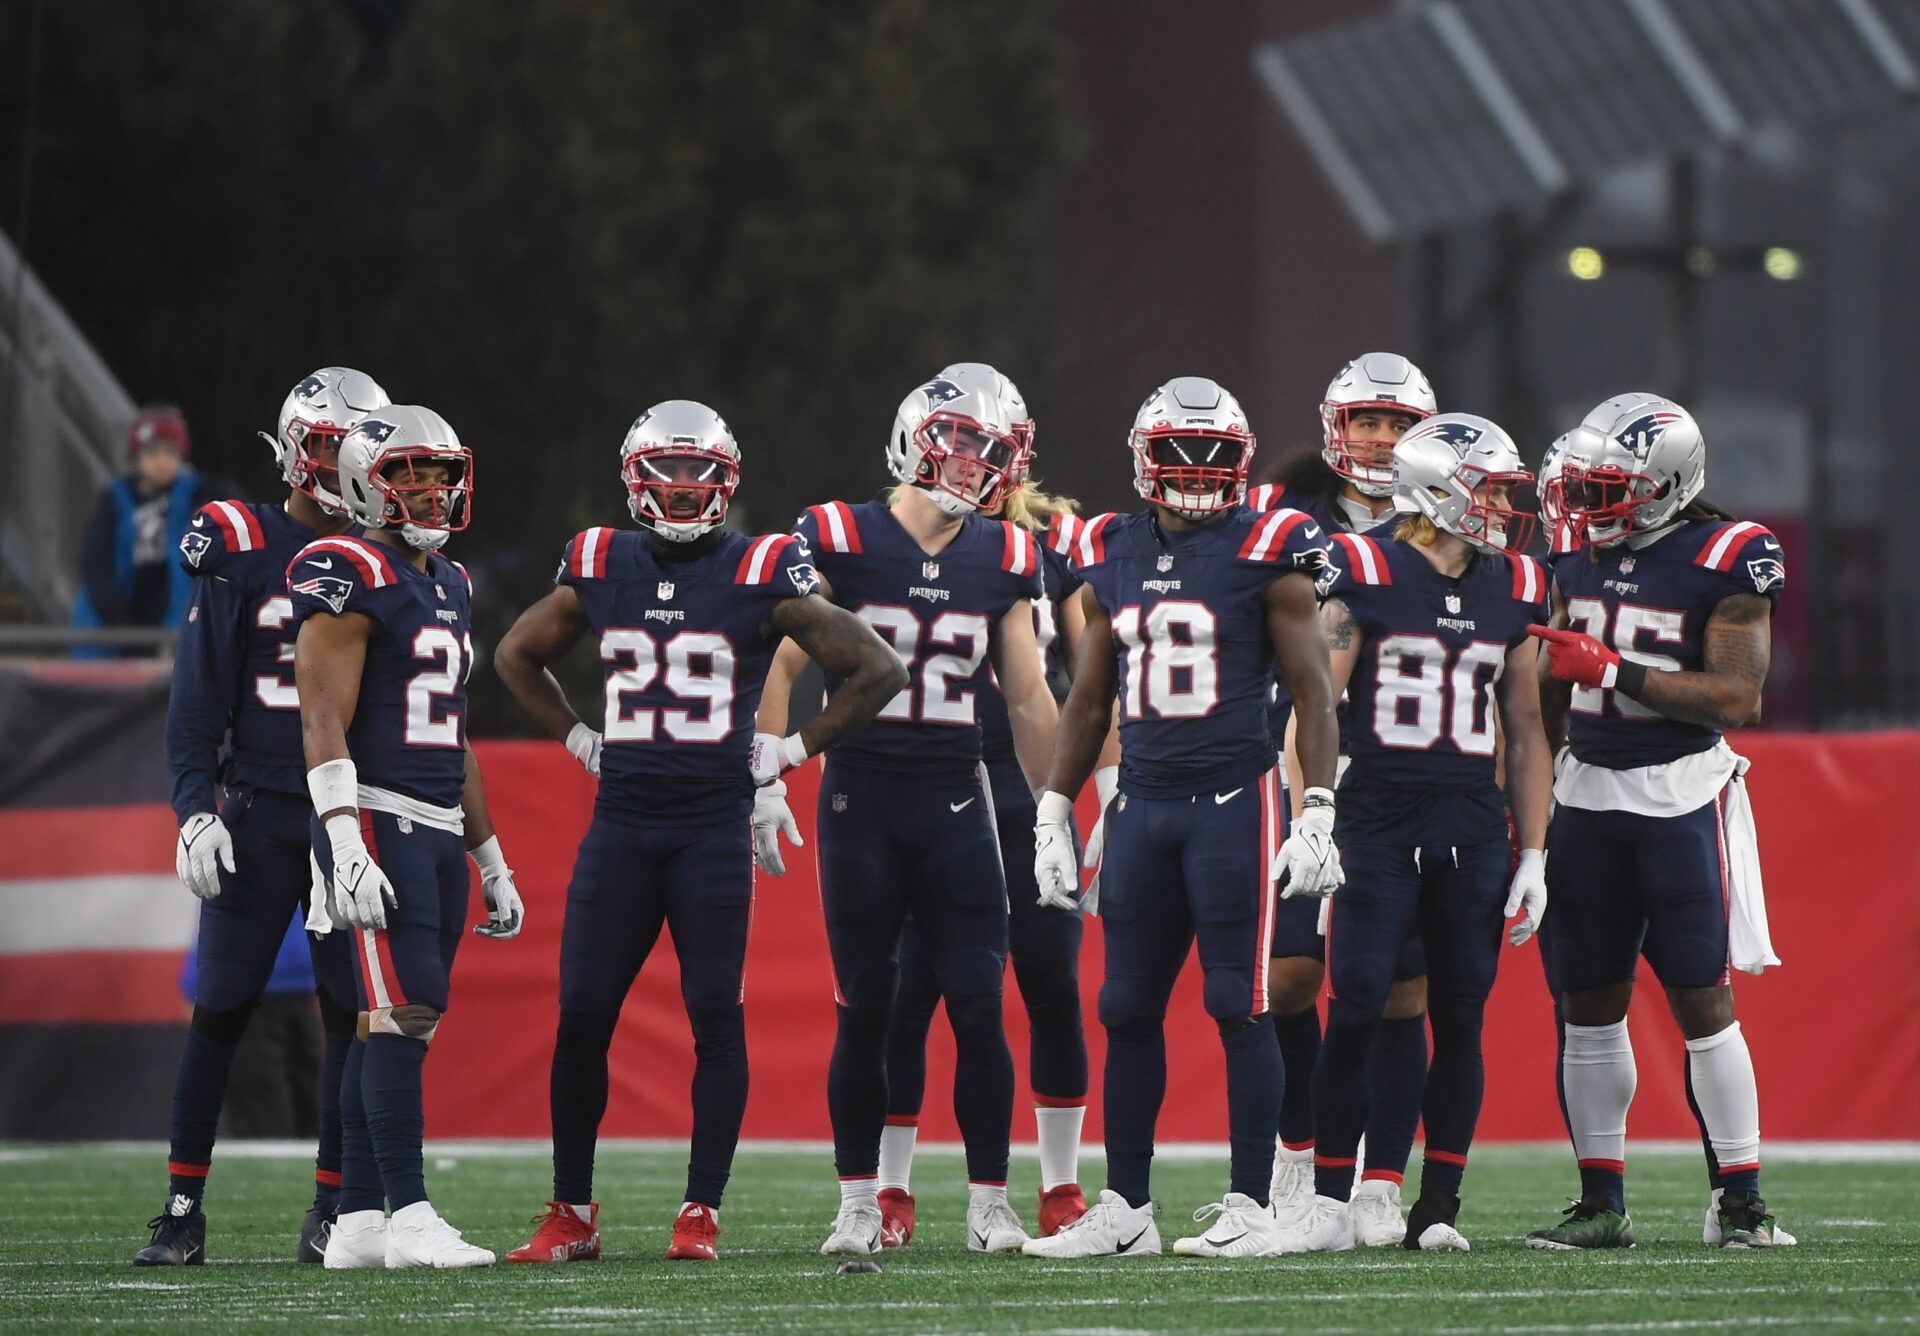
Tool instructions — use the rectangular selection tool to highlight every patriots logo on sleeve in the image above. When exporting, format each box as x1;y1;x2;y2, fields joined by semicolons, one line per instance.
180;530;213;568
787;562;821;597
1296;544;1339;597
1746;557;1785;594
293;575;355;615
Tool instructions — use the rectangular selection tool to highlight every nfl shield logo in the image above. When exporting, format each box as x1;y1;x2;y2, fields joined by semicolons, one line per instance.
1619;557;1636;573
922;561;940;581
831;793;848;813
397;817;414;835
658;581;675;600
435;583;446;601
1446;594;1462;614
1156;554;1174;572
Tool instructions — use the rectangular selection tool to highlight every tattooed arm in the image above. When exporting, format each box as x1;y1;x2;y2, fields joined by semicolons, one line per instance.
1619;591;1772;729
763;593;909;756
1269;575;1339;796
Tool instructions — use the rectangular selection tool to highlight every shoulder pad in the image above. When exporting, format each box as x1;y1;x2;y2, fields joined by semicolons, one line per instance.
287;536;399;615
1329;532;1392;585
1072;513;1120;569
1245;482;1287;513
806;501;862;554
1000;520;1038;577
1695;520;1784;596
180;500;264;572
564;527;619;581
1693;521;1774;572
1237;507;1319;563
735;533;799;584
1506;551;1547;605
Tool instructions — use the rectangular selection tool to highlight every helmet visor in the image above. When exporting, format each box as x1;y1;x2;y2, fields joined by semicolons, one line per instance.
622;447;739;527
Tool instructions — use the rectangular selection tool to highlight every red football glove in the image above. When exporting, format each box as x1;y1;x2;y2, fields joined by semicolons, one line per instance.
1529;624;1620;689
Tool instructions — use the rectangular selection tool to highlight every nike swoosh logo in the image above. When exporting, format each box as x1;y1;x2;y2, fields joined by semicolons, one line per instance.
1214;788;1243;805
950;798;976;813
1207;1230;1247;1247
309;557;334;569
972;1229;990;1249
1114;1227;1150;1253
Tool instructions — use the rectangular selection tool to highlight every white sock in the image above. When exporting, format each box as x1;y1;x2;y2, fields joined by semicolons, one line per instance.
336;1208;386;1230
1035;1104;1085;1191
390;1201;435;1228
1563;1020;1636;1168
839;1176;878;1208
968;1181;1009;1208
569;1203;594;1221
877;1123;917;1192
1684;1021;1761;1174
679;1201;715;1223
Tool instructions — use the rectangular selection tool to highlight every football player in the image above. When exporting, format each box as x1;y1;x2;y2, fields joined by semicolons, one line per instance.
135;369;386;1267
291;404;522;1270
491;401;903;1264
1277;414;1552;1254
1526;393;1789;1250
877;364;1113;1246
1248;353;1438;1240
754;373;1060;1259
1024;376;1342;1260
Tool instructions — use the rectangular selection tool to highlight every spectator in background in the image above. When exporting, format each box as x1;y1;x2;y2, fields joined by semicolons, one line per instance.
72;406;232;657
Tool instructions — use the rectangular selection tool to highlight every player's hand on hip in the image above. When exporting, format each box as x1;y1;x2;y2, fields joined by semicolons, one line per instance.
324;814;396;930
752;779;804;877
1033;791;1081;911
747;731;809;787
1529;624;1621;689
565;722;603;778
469;836;524;939
1275;787;1343;899
175;812;236;900
1505;847;1547;946
1079;766;1120;872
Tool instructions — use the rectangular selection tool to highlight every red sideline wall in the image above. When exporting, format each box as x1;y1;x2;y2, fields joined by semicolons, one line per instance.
426;732;1920;1143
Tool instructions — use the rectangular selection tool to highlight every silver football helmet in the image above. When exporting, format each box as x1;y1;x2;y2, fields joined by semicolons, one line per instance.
1536;429;1583;532
258;367;390;513
939;361;1033;485
1129;376;1254;520
888;374;1022;517
336;404;471;552
621;400;741;542
1562;392;1706;546
1320;352;1437;497
1391;412;1535;553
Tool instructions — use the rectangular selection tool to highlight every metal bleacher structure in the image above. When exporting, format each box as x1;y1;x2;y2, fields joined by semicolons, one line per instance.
0;225;135;635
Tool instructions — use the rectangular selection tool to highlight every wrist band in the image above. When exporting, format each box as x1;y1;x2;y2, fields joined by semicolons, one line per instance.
308;758;358;818
780;733;810;770
469;834;508;874
1614;659;1648;698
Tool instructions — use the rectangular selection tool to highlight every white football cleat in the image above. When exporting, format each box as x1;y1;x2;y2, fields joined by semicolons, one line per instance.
1350;1179;1407;1247
1171;1192;1285;1258
1274;1193;1356;1254
1270;1144;1315;1223
1414;1221;1471;1252
820;1200;883;1256
966;1194;1030;1254
1703;1188;1796;1247
1021;1189;1160;1258
322;1209;388;1270
384;1202;494;1269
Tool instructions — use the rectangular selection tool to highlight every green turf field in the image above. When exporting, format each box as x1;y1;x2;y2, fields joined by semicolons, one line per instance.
0;1142;1913;1332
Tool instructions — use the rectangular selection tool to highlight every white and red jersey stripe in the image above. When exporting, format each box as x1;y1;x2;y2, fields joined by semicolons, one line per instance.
292;535;397;588
1001;521;1037;577
569;526;615;580
1547;518;1583;557
1330;531;1391;585
1073;513;1118;568
200;500;264;553
735;532;799;585
806;501;863;554
1237;507;1314;563
1245;482;1288;513
1506;551;1547;605
1047;511;1084;557
1694;520;1773;572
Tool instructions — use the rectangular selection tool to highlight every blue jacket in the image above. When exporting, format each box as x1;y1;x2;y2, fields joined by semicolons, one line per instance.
72;471;211;656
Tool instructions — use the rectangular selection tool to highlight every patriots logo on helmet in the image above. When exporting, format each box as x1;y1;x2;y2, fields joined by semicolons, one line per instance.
1428;421;1484;456
293;575;355;615
294;374;328;401
1617;411;1683;457
1747;557;1785;594
787;563;821;597
179;531;213;568
356;419;398;445
921;378;964;406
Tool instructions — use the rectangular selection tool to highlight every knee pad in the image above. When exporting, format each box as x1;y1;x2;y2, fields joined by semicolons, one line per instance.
679;967;745;1016
1324;995;1378;1038
834;1002;893;1050
190;1000;258;1044
1097;980;1165;1035
368;1003;441;1042
316;988;357;1039
1201;967;1256;1022
685;1004;746;1052
1215;1014;1267;1038
930;947;1005;1003
942;992;1004;1045
555;1008;620;1055
1425;997;1486;1054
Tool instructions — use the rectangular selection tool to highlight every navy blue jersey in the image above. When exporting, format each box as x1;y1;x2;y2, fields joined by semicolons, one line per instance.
286;535;475;808
1555;519;1784;770
796;500;1043;774
558;525;819;824
1074;505;1333;800
980;511;1085;765
1329;533;1550;844
167;501;351;821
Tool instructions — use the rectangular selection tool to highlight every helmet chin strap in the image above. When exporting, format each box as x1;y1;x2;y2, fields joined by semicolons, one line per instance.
1351;477;1395;499
920;483;976;518
399;523;450;552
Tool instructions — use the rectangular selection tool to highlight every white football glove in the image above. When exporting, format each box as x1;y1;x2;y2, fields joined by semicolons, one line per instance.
752;779;804;876
1033;791;1080;911
1505;848;1547;947
1079;766;1120;873
175;812;236;901
1274;787;1343;900
325;813;397;930
470;835;524;940
565;722;603;777
747;731;809;787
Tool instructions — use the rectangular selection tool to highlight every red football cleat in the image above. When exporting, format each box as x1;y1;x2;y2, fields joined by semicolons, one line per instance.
665;1202;719;1261
1038;1183;1089;1237
877;1187;915;1248
505;1202;600;1263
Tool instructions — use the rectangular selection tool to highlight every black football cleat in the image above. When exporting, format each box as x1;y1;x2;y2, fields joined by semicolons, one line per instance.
297;1205;335;1263
1403;1192;1469;1251
133;1195;207;1266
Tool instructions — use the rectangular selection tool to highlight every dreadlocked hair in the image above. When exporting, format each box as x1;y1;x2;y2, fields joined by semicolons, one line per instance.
1266;444;1346;509
1680;497;1736;523
1001;480;1080;532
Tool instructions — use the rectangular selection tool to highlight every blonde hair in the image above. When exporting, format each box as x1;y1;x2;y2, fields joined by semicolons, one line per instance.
1394;513;1441;547
1002;480;1081;532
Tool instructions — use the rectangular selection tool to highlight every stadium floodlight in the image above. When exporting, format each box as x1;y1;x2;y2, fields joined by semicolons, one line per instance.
1763;247;1803;281
1567;247;1606;281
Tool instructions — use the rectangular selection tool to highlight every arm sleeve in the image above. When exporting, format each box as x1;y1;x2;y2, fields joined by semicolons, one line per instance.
166;574;247;822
